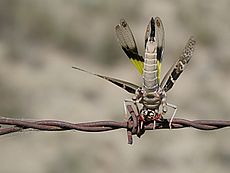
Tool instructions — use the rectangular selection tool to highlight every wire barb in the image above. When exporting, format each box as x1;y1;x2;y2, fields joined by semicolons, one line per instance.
0;108;230;144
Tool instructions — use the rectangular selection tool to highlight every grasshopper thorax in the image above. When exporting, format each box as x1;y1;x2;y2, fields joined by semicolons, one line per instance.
133;87;167;122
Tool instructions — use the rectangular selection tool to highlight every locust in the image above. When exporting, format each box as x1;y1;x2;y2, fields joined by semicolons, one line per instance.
73;17;196;128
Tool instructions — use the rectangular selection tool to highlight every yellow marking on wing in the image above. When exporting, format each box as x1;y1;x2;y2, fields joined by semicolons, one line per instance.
157;60;161;83
131;59;144;74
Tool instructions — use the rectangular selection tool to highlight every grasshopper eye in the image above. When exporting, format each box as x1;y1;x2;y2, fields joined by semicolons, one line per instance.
149;111;155;116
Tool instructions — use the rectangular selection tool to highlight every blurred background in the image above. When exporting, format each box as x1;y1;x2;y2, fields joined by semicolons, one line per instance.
0;0;230;173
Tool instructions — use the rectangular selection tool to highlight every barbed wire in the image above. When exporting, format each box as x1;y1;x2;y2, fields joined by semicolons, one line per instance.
0;106;230;144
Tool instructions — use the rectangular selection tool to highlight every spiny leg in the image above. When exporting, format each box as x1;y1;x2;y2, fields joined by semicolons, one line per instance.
123;99;132;120
167;103;177;129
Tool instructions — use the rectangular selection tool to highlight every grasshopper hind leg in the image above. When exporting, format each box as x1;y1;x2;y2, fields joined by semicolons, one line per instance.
166;103;177;129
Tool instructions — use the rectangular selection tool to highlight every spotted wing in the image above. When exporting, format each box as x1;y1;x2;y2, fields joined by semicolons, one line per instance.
115;19;144;74
72;66;139;94
160;36;196;92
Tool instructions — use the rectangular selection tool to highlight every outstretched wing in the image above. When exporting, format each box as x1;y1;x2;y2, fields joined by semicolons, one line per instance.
72;66;139;94
144;17;165;83
115;19;144;74
155;17;165;83
160;36;196;92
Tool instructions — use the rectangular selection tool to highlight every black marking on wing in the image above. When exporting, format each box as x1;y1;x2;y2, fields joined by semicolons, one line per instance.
107;78;136;94
145;17;155;48
171;66;183;80
161;36;196;92
121;47;143;63
157;46;163;62
149;17;156;42
155;17;165;63
72;66;139;94
115;19;144;74
115;19;139;55
164;67;183;92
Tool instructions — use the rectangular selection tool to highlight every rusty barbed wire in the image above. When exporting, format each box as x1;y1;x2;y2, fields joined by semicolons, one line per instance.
0;106;230;144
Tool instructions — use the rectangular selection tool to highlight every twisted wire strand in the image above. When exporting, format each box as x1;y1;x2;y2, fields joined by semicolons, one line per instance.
0;107;229;144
